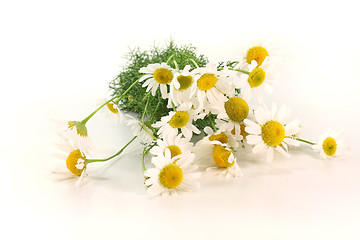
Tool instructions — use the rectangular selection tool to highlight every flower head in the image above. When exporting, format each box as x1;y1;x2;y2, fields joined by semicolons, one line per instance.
139;63;174;99
312;130;347;159
244;104;301;162
144;149;200;197
150;132;194;159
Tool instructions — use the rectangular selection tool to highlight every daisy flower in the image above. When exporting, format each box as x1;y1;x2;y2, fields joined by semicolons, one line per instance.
237;59;279;103
144;149;201;197
152;102;203;139
312;130;348;159
244;104;301;162
55;140;87;177
98;98;125;124
215;96;250;140
150;131;193;159
168;65;198;108
190;63;234;112
126;115;155;144
238;38;277;67
139;62;174;99
194;127;242;179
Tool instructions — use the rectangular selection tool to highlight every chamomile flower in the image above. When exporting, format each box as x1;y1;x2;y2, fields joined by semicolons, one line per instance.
99;99;125;124
152;102;203;139
168;65;198;108
194;127;242;179
238;39;277;67
216;96;250;140
312;130;348;159
139;62;174;99
54;140;88;186
244;104;301;162
52;116;94;156
190;63;234;112
150;132;193;159
126;115;155;144
237;59;279;103
144;149;201;197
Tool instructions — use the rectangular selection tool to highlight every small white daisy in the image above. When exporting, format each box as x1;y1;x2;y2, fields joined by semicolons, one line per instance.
144;149;201;197
168;65;198;108
236;59;279;103
150;131;194;159
152;102;203;139
312;130;348;159
98;98;125;124
194;127;242;179
237;38;278;67
126;115;155;144
244;103;301;162
190;63;234;112
139;62;174;99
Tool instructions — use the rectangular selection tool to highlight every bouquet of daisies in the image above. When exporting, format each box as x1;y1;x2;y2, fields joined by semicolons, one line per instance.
56;41;347;196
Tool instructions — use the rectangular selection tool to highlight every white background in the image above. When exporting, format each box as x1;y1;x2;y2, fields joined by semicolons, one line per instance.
1;0;360;239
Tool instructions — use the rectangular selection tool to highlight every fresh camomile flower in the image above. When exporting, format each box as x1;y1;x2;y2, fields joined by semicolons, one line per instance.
54;140;88;180
190;63;234;112
194;127;242;179
152;102;204;139
126;115;155;144
238;39;277;67
98;98;125;124
244;104;301;162
312;130;348;159
144;149;201;197
168;65;198;108
237;59;279;103
139;62;174;99
215;96;250;140
150;132;193;159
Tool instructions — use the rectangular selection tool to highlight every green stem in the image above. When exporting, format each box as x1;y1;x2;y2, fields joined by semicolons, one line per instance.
189;58;199;68
166;53;175;65
217;67;250;75
209;115;218;131
141;144;155;171
295;138;315;145
85;136;137;164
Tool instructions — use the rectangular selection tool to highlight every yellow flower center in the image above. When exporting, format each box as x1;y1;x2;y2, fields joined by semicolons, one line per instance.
106;103;119;114
248;67;266;88
261;121;285;147
166;145;182;158
66;149;86;176
159;164;183;189
197;73;218;91
68;121;88;137
168;111;190;129
322;137;337;156
209;132;228;144
224;97;249;122
212;145;234;168
177;75;193;91
153;68;173;84
246;46;269;66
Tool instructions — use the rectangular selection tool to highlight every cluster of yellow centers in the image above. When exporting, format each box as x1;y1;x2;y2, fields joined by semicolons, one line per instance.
153;68;173;84
261;120;285;147
66;149;86;176
197;73;218;91
209;132;234;168
246;46;269;66
322;137;337;156
169;111;190;129
159;163;183;189
106;103;119;114
224;97;249;122
177;75;193;91
248;67;266;88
